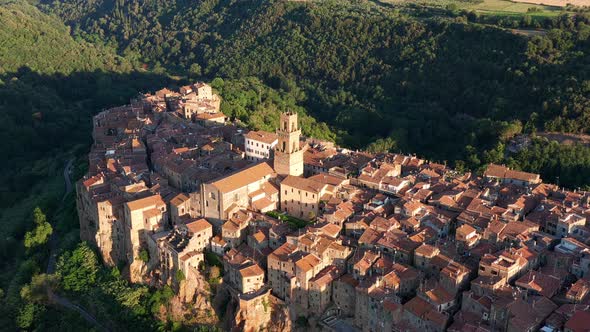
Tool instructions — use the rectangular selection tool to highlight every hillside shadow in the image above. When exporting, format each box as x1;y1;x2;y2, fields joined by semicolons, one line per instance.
0;67;181;209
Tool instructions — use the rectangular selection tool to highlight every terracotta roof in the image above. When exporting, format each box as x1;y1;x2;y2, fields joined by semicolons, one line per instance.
252;230;267;243
309;265;340;287
456;224;477;237
515;271;561;298
425;285;455;305
211;162;274;193
186;218;212;234
211;235;226;246
484;164;508;178
269;242;298;261
196;112;225;120
404;296;432;317
565;310;590;332
295;253;322;272
415;244;439;258
126;194;165;211
314;222;341;238
143;208;162;219
484;164;540;183
281;175;326;193
170;193;189;206
239;263;265;278
245;130;278;145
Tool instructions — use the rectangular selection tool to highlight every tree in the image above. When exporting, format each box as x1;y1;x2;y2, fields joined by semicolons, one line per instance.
211;77;225;92
16;303;45;330
20;273;58;304
366;137;397;154
209;266;221;280
139;249;149;263
24;207;53;249
56;243;99;292
175;269;185;282
149;285;174;314
189;63;202;78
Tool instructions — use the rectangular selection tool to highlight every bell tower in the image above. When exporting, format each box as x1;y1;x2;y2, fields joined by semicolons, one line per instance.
274;112;304;177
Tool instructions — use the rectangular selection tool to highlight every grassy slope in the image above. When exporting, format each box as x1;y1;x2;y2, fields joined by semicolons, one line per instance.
381;0;567;17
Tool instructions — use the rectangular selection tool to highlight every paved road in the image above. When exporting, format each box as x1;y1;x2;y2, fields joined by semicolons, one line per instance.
62;158;74;202
49;291;110;332
47;158;74;274
46;158;110;332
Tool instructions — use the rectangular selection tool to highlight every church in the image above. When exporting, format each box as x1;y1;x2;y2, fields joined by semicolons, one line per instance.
200;111;329;226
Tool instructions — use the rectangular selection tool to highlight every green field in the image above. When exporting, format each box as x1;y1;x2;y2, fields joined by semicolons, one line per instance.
382;0;567;17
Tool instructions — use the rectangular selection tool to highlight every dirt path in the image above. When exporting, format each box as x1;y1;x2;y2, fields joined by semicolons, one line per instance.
45;158;111;332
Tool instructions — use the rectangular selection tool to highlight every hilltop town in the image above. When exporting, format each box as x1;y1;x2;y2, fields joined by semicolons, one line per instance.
76;82;590;332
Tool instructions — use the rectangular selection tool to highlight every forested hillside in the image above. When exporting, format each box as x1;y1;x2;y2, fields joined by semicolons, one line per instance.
1;0;590;330
40;0;590;187
0;1;178;330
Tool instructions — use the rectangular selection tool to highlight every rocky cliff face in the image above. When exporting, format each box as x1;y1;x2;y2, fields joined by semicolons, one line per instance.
234;290;272;332
128;259;146;283
153;268;219;326
174;270;217;325
267;299;293;332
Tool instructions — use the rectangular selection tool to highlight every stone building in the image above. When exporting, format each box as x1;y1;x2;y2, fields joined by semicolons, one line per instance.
308;265;341;313
245;130;278;161
274;112;304;177
201;162;276;228
76;175;128;266
280;176;325;220
222;210;252;248
236;263;265;294
169;193;192;225
124;194;168;282
149;218;211;283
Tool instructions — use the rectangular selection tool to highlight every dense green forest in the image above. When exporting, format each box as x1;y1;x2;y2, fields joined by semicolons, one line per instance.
40;0;590;181
1;0;590;330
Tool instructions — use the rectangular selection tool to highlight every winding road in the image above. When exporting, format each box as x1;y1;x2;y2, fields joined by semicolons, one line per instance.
46;158;111;332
